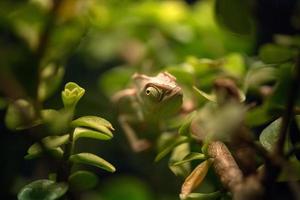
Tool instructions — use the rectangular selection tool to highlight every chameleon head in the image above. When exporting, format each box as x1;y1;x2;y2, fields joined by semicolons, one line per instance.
133;72;183;117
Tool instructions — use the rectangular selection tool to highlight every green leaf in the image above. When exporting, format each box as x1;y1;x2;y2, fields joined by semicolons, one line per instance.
166;66;195;86
245;104;273;127
172;152;206;166
223;53;245;78
41;109;73;134
73;127;112;141
18;179;68;200
169;143;191;177
193;86;216;102
180;191;221;200
243;66;277;92
71;116;114;137
38;64;65;102
259;118;281;152
25;135;69;159
69;153;116;172
259;44;294;64
5;99;39;130
69;170;98;191
25;147;64;160
27;135;69;154
278;158;300;182
155;136;190;162
179;112;196;136
99;176;153;200
61;82;85;109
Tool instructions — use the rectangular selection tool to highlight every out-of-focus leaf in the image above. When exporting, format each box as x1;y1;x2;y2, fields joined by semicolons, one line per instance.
259;44;294;64
260;118;281;152
270;63;300;107
179;112;196;136
180;191;221;200
99;176;154;200
223;53;245;78
278;158;300;182
69;153;116;172
243;66;277;92
169;143;191;177
193;86;216;102
17;179;68;200
71;116;114;137
69;170;98;191
38;64;65;102
245;104;273;126
180;160;212;199
155;136;190;162
172;152;206;166
61;82;85;109
215;0;253;35
41;109;73;134
5;99;39;130
166;66;195;86
73;127;112;141
99;67;134;97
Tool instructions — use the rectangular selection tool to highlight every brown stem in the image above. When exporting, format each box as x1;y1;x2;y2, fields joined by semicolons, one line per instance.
207;141;243;193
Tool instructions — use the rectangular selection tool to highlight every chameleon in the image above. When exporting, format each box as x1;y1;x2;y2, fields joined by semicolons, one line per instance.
112;72;183;152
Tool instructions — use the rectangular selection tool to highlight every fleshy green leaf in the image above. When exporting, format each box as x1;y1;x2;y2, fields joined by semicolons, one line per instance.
180;191;221;200
18;179;68;200
155;136;190;162
69;153;116;172
27;135;69;154
25;147;64;160
172;152;206;166
25;135;69;159
69;170;98;191
259;44;294;64
73;127;112;141
71;116;114;138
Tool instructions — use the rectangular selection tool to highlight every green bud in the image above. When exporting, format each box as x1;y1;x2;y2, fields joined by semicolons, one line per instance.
61;82;85;109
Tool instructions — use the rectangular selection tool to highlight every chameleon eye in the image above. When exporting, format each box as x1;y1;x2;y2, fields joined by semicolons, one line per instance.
145;86;162;101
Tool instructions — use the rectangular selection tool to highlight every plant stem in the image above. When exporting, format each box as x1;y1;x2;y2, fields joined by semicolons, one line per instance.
57;129;75;182
275;53;300;156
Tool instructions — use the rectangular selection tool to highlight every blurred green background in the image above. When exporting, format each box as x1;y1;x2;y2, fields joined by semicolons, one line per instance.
1;0;300;199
